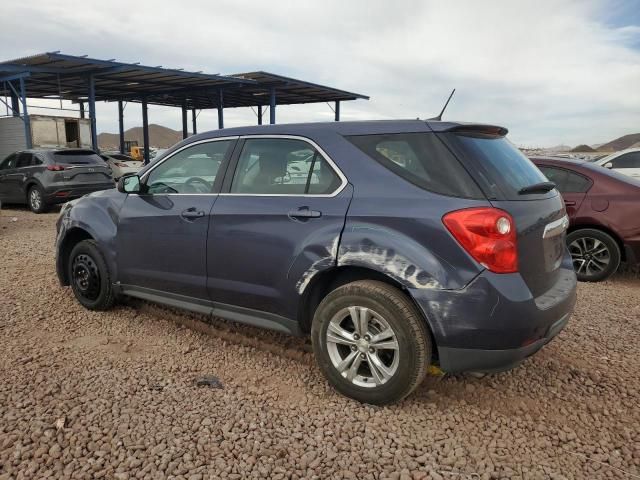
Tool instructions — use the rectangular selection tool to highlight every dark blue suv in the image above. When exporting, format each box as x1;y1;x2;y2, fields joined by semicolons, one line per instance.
55;120;576;404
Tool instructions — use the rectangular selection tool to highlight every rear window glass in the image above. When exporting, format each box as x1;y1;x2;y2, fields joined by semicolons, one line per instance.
53;150;103;165
445;134;548;199
538;166;591;193
347;133;483;199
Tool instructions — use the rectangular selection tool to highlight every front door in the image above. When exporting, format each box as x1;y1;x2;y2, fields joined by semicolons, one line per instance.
207;136;352;321
0;153;19;202
116;138;236;300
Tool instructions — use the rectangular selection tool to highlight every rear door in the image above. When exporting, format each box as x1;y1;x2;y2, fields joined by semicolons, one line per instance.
116;138;236;300
536;165;591;218
441;132;569;298
206;136;352;321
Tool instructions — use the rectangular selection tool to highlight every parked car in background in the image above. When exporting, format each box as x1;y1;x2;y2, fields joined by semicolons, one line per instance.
592;148;640;178
531;156;640;281
56;120;576;404
100;152;143;179
0;149;115;213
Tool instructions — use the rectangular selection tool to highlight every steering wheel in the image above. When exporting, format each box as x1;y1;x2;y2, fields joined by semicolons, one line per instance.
184;176;212;193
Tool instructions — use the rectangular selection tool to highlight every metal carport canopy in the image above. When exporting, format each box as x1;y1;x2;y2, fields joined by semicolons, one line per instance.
0;52;369;160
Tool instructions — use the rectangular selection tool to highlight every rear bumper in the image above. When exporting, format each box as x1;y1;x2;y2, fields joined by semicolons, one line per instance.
44;184;115;204
410;254;577;373
438;312;570;373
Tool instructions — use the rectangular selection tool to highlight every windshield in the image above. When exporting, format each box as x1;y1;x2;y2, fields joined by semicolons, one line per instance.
443;134;550;199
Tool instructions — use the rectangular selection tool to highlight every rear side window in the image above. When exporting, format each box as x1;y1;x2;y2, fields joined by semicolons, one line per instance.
16;153;33;168
347;133;483;198
230;138;342;195
443;134;548;199
53;150;103;165
538;166;591;193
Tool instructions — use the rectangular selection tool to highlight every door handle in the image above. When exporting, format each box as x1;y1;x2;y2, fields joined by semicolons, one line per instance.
564;200;576;206
181;208;205;219
288;207;322;219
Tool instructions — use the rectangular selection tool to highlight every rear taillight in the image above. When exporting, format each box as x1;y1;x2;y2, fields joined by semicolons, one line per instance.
443;207;518;273
46;165;65;171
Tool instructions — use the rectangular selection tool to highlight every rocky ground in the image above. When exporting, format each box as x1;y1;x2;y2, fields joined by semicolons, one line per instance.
0;207;639;480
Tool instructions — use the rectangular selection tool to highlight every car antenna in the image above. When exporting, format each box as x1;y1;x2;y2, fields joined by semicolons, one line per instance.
430;89;456;121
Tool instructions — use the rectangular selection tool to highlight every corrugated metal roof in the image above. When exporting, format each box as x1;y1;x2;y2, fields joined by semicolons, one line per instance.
0;52;368;109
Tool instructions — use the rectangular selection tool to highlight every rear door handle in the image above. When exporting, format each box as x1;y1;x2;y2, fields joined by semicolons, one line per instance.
288;207;322;219
181;208;205;219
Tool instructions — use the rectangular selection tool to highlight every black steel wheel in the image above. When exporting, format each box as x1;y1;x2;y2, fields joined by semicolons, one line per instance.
566;229;620;282
68;240;116;310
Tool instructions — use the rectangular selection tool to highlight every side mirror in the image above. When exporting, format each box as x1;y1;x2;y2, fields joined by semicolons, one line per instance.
118;174;141;193
604;162;613;169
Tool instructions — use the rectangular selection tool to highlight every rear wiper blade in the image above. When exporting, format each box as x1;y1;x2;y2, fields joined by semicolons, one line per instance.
518;181;556;194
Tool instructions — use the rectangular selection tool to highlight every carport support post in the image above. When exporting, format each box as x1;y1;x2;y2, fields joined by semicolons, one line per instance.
335;100;340;121
192;108;197;135
79;102;85;119
19;77;32;149
9;86;20;117
257;105;263;125
269;87;276;125
88;75;98;152
217;90;224;129
142;98;150;164
117;100;125;154
181;104;188;139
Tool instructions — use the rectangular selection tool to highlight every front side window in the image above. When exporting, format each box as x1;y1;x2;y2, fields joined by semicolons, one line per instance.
538;166;591;193
0;153;17;170
146;140;232;194
230;138;341;195
611;152;640;169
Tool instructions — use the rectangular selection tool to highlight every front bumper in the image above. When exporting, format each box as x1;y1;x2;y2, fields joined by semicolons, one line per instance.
44;184;115;204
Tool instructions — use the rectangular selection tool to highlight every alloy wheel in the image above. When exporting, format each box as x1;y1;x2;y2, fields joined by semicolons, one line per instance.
326;306;399;388
30;189;42;211
568;236;611;278
72;254;101;301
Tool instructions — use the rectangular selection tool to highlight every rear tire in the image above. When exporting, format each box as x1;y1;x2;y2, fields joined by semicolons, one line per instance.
311;280;431;405
567;228;620;282
27;185;48;214
68;240;116;310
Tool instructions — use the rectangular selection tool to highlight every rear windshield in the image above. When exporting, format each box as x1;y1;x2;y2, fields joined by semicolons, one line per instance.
53;150;103;165
347;133;484;199
443;134;549;199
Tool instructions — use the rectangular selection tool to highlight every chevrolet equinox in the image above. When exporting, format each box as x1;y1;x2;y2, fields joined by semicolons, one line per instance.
55;120;577;405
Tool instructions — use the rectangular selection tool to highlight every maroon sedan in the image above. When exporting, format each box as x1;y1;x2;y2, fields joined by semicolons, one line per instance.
530;157;640;281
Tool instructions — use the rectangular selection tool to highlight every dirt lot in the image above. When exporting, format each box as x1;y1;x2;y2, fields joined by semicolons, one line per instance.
0;207;639;480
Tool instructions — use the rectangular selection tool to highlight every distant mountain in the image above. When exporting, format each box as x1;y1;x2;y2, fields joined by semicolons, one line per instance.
547;144;572;152
597;133;640;152
98;124;185;149
570;144;596;153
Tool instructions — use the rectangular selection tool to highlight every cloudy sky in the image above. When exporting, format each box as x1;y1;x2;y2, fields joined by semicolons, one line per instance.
2;0;639;147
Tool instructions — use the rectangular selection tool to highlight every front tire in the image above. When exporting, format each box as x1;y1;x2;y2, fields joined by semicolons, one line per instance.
567;229;620;282
27;185;48;214
68;240;116;310
311;280;431;405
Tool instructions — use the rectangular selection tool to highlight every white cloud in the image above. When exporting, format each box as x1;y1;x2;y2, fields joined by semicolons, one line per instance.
2;0;639;147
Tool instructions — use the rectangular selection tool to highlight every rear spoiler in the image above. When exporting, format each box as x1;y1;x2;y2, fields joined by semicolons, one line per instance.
446;124;508;137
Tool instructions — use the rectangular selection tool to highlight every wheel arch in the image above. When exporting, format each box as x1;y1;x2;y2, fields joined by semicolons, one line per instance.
297;265;438;360
58;227;95;285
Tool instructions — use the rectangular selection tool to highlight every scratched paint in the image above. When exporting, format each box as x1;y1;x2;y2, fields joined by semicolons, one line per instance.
295;235;341;294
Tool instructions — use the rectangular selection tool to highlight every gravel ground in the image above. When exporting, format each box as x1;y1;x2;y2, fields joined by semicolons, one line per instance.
1;207;639;480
